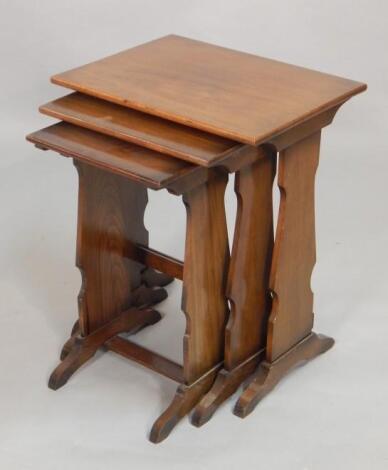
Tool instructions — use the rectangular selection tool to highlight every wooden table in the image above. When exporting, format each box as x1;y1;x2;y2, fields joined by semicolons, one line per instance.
28;35;366;441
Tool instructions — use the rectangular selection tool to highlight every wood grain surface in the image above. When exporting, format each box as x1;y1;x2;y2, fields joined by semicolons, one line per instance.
26;122;206;189
40;92;241;166
267;132;321;361
74;161;149;334
182;170;229;384
51;35;366;144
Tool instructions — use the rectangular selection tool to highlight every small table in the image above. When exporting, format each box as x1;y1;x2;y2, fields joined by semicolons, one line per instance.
28;35;366;441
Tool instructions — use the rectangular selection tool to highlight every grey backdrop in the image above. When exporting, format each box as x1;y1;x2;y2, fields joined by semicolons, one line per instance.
1;1;387;469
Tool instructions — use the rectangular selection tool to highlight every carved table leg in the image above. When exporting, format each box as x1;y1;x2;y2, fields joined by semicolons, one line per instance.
149;170;229;443
234;131;334;418
74;161;167;336
49;308;161;390
192;153;275;426
51;161;167;385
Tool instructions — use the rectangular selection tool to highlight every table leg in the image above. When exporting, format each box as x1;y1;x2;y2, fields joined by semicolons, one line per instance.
48;162;167;389
234;131;334;418
192;153;275;426
149;170;229;443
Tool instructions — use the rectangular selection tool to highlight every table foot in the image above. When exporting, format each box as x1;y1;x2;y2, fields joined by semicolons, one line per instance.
60;287;165;360
191;350;263;427
49;308;162;391
233;332;334;418
132;285;168;308
149;370;218;443
60;322;81;360
141;267;174;288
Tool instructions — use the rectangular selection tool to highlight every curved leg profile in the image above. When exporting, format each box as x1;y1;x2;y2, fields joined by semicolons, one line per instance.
191;351;262;427
150;171;229;443
150;372;217;443
234;333;334;418
192;154;275;427
234;133;334;419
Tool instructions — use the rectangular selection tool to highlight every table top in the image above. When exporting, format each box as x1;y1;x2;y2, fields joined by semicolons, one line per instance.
40;92;241;167
26;122;204;189
52;35;366;145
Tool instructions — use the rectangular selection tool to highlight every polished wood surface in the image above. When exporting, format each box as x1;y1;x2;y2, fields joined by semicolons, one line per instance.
192;152;276;426
52;35;366;144
150;170;230;443
74;161;158;334
182;170;229;383
150;368;219;444
225;155;275;368
27;37;366;440
28;124;230;441
234;333;334;418
233;131;335;417
26;122;206;190
268;132;321;360
40;92;241;167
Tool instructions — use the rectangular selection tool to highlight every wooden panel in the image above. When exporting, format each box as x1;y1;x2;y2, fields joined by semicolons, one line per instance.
52;35;366;144
182;170;229;384
40;92;241;167
225;153;276;369
267;132;321;361
26;122;205;190
106;336;184;383
75;161;148;334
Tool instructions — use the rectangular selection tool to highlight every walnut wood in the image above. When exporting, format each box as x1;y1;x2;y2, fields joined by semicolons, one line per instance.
149;170;230;442
125;244;184;281
60;322;81;360
267;105;341;152
217;145;267;173
225;154;275;368
49;307;161;390
105;336;184;383
130;285;168;309
233;131;335;417
181;170;229;383
150;366;220;444
191;349;264;427
234;333;334;418
192;152;275;425
140;267;174;288
26;122;207;190
267;132;322;360
40;92;241;167
74;161;154;334
51;35;366;144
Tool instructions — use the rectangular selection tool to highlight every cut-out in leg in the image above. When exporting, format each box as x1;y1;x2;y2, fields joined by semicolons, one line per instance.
75;162;151;336
192;153;275;426
234;131;334;417
49;308;161;390
150;170;230;442
234;333;334;418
